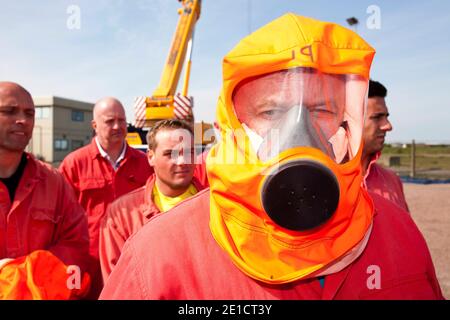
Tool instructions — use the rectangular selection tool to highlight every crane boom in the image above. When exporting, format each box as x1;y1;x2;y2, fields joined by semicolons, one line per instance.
145;0;201;120
133;0;214;148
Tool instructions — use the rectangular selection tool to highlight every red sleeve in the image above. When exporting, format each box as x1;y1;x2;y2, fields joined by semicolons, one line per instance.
59;157;80;199
423;241;445;299
48;175;90;274
396;175;410;213
99;205;127;283
100;240;145;300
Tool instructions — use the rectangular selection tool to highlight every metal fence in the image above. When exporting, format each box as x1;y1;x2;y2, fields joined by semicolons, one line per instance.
380;140;450;181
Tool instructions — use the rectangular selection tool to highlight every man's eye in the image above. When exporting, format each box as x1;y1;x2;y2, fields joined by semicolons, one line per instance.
309;105;335;113
371;114;385;121
260;109;284;120
0;108;14;114
310;107;337;118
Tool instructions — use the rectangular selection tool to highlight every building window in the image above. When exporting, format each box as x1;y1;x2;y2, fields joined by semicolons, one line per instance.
72;140;84;151
54;139;69;151
35;107;50;119
71;110;84;122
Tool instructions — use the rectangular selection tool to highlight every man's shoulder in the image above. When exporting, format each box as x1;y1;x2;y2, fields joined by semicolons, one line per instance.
128;189;210;245
151;187;209;220
25;154;74;198
372;163;401;181
61;142;95;166
108;185;146;214
102;186;147;231
370;190;408;219
369;190;421;243
126;145;148;162
123;146;152;175
363;190;435;277
29;154;65;183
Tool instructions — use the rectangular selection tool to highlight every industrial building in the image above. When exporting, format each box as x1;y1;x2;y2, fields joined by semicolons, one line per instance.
27;96;94;165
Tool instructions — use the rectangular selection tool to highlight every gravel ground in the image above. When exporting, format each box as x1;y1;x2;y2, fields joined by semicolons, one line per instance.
403;183;450;299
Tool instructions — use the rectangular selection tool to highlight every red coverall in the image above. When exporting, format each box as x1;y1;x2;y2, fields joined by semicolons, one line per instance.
59;139;153;296
0;153;89;272
365;154;409;212
100;189;443;300
99;174;206;282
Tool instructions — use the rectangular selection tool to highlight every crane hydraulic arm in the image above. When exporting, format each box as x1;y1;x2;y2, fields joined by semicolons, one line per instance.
145;0;201;121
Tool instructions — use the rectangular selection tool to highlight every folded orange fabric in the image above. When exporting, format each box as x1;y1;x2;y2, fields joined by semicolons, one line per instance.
0;250;90;300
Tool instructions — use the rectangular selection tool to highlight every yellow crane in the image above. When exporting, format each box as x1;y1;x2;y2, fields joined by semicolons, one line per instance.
136;0;214;146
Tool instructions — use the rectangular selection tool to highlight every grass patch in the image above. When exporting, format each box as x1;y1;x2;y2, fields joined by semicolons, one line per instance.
380;144;450;179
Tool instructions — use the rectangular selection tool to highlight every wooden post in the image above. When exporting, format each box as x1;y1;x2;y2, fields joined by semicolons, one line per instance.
410;139;416;178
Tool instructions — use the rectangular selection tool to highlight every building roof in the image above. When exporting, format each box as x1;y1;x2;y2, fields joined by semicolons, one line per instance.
32;96;93;112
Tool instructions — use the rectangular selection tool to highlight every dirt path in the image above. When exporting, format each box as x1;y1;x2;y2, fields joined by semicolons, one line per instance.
403;183;450;299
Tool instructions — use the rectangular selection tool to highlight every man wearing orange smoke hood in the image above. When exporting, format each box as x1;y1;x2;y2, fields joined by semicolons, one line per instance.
100;14;443;299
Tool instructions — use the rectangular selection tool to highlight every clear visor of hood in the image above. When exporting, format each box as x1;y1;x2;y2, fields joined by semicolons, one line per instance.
233;67;368;163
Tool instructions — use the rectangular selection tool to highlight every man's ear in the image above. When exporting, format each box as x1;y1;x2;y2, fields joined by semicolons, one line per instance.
91;120;97;132
147;149;155;167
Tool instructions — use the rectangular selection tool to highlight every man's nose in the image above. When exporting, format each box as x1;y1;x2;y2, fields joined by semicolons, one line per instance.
112;120;120;129
381;119;393;132
175;150;193;165
15;112;31;125
176;153;187;165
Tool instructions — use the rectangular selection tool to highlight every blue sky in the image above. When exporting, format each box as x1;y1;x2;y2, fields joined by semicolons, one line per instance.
1;0;449;143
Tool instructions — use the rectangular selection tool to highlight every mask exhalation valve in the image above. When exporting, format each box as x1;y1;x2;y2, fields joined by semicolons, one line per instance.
261;160;340;231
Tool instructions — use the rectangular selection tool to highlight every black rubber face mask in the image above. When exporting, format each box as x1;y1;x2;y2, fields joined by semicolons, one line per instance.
260;105;340;231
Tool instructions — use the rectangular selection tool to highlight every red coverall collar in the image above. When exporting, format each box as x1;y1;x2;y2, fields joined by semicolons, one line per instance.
362;151;381;218
87;138;137;162
142;174;160;219
363;151;381;185
2;153;46;213
141;173;206;219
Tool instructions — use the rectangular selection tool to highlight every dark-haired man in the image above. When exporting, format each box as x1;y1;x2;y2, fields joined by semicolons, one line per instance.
362;80;409;212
